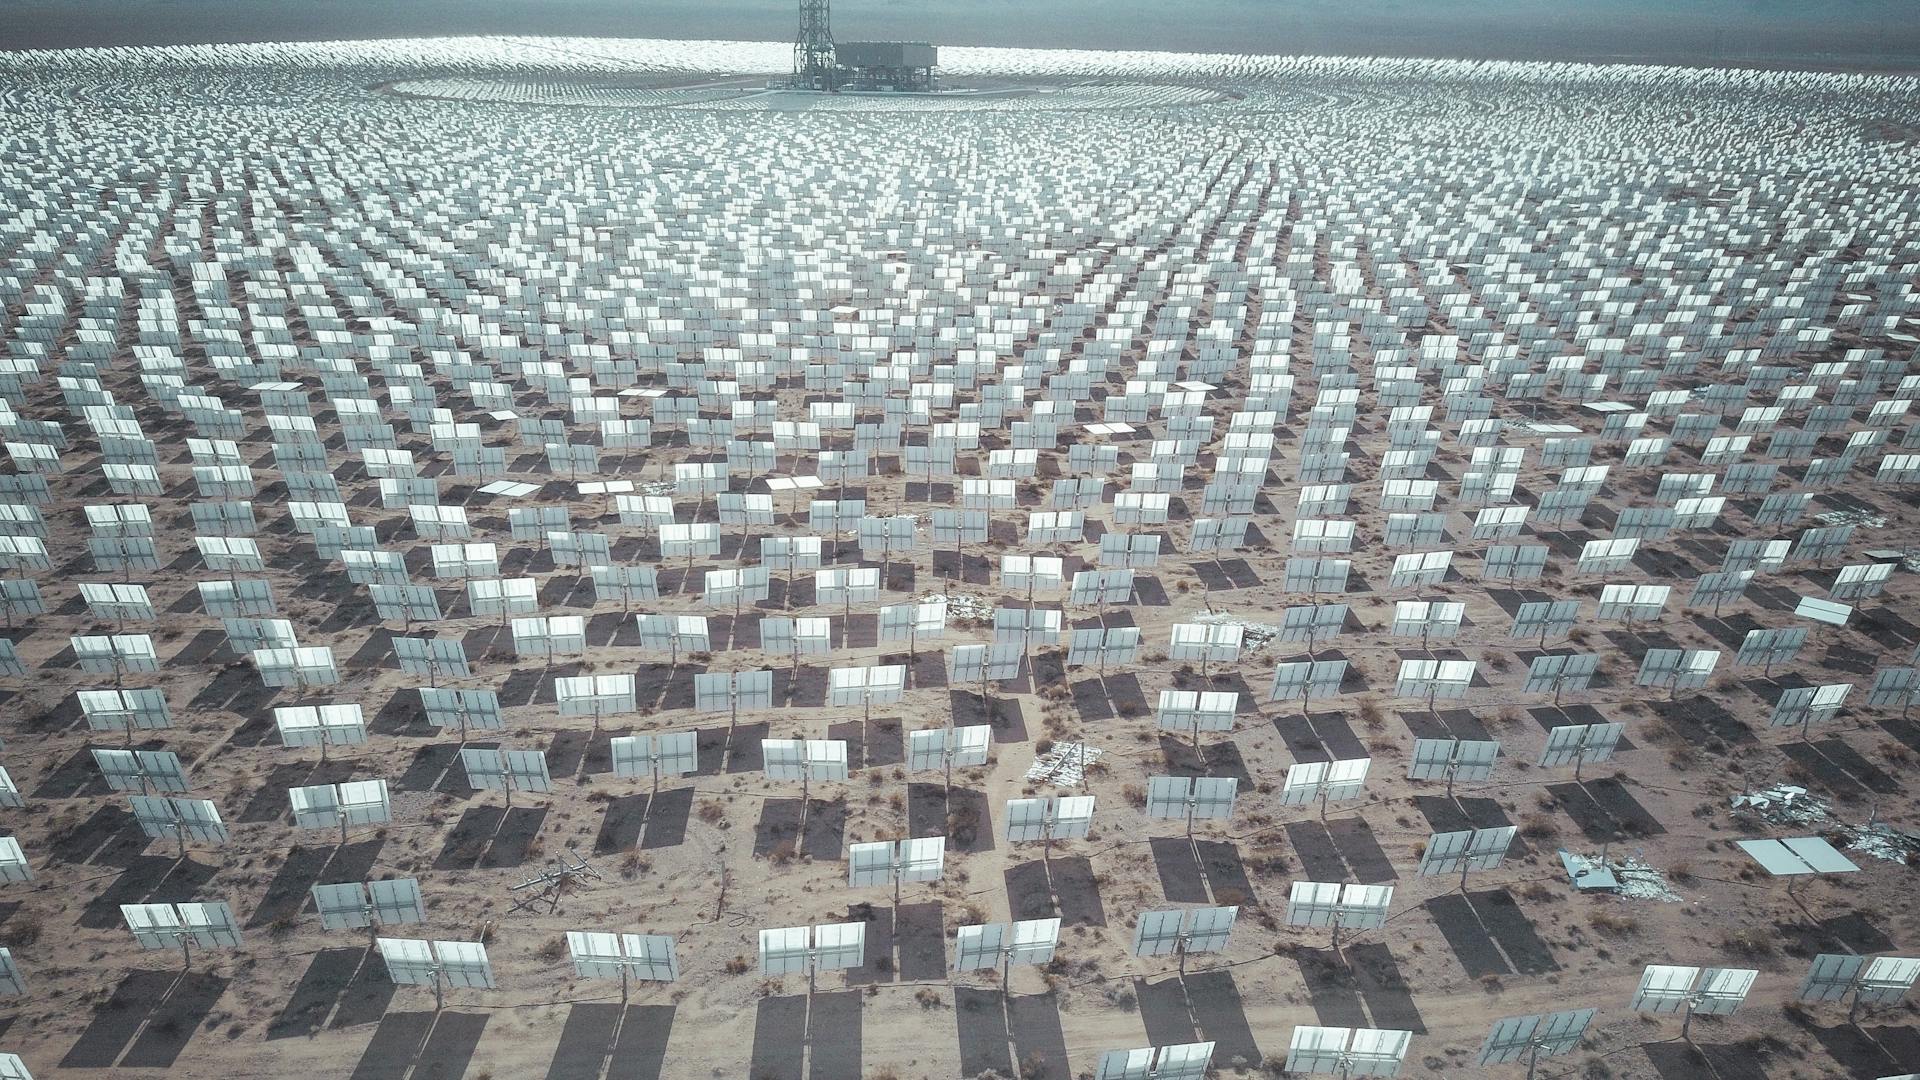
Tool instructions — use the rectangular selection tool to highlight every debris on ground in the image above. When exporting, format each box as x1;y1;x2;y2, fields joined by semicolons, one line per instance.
1846;821;1920;864
1731;784;1829;827
1732;785;1916;863
1814;509;1887;528
1026;742;1103;785
1562;850;1685;903
1613;856;1685;903
916;592;992;622
1192;611;1279;649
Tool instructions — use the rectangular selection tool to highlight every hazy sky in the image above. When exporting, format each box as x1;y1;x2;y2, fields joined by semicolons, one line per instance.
1;0;1916;67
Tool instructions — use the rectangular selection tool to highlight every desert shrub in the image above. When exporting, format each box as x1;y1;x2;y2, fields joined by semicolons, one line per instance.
1587;911;1640;936
948;802;982;845
1356;698;1385;731
1719;930;1773;958
1519;813;1561;841
0;916;39;949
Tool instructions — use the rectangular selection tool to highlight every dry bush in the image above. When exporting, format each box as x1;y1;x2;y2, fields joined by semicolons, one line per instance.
1356;697;1386;731
1246;848;1290;876
1719;930;1773;958
1519;813;1561;841
1587;911;1640;936
0;915;39;949
948;803;982;845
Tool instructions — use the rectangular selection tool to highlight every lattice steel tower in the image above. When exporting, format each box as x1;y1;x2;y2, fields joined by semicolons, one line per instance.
795;0;837;89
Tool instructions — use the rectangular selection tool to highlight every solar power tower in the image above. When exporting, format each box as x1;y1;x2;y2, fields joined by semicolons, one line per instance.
795;1;838;90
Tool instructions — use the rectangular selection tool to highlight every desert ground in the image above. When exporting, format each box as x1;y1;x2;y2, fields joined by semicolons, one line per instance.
0;34;1915;1080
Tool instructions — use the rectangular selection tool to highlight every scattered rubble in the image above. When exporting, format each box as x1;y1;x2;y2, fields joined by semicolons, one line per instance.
1613;856;1686;903
1814;509;1888;529
917;592;993;623
1732;785;1917;864
1026;741;1103;785
1192;611;1279;649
